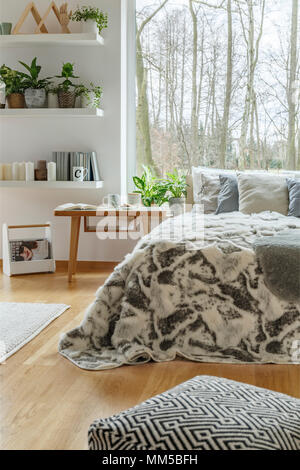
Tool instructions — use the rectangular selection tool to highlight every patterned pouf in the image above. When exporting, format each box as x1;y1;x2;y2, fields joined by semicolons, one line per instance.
88;376;300;450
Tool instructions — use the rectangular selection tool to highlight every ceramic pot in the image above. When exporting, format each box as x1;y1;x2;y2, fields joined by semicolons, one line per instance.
58;90;76;108
0;23;12;35
25;88;47;108
47;92;59;108
82;20;98;34
7;93;25;109
169;197;186;216
81;92;95;109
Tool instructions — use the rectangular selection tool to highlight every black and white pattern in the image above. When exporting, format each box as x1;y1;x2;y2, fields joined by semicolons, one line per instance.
88;375;300;450
59;211;300;370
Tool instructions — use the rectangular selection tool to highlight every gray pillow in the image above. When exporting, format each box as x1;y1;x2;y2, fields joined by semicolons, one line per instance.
287;178;300;217
216;174;239;214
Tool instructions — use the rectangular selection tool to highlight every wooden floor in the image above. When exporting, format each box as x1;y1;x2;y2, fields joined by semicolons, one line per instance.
0;265;299;450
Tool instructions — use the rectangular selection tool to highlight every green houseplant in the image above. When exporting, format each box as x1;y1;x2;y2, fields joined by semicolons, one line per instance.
164;169;188;215
70;6;108;35
81;82;103;109
18;57;52;108
133;166;168;207
0;65;26;108
56;62;79;108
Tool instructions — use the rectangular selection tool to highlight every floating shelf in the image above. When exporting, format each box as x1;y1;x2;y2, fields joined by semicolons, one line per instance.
0;108;104;118
0;181;103;189
0;33;104;47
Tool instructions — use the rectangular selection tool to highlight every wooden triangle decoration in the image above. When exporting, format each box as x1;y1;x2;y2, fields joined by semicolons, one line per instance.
35;1;71;34
12;2;48;34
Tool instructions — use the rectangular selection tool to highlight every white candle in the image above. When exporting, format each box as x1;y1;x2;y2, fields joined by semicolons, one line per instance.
0;163;4;180
25;162;34;182
47;162;56;181
18;162;26;180
4;164;12;181
12;162;19;180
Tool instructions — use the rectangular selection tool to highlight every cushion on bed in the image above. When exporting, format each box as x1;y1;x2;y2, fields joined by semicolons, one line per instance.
287;178;300;217
192;167;234;209
88;375;300;450
238;173;289;215
216;174;239;214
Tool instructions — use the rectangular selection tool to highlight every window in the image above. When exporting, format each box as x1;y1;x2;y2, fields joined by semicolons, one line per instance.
135;0;299;175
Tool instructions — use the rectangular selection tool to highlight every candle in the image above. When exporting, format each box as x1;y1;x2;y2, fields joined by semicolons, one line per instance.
18;162;26;180
12;162;19;180
25;162;34;182
47;162;56;181
0;163;4;180
4;164;12;181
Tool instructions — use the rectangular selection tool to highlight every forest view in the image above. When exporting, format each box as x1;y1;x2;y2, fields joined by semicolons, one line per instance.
136;0;299;176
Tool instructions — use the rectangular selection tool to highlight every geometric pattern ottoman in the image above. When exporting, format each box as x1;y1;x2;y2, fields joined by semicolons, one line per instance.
88;376;300;450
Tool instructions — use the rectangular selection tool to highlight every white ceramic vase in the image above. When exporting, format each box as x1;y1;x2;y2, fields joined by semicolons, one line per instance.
82;20;98;34
81;92;95;109
48;92;59;108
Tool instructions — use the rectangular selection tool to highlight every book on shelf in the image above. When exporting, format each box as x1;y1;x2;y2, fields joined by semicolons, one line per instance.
53;151;69;181
90;152;102;181
52;151;102;182
55;203;98;211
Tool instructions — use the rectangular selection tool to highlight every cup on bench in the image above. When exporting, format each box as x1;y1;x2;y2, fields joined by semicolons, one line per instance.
103;194;121;209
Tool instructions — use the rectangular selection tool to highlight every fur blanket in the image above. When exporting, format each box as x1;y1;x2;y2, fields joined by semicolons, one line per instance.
59;211;300;370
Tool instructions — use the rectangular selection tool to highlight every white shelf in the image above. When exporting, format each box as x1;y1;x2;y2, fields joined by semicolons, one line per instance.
0;181;103;189
0;108;104;118
0;33;104;47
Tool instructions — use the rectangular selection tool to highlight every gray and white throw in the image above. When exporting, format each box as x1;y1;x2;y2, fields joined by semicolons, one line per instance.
59;211;300;370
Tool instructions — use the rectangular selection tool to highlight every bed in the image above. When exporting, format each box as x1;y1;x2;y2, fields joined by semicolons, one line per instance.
58;206;300;370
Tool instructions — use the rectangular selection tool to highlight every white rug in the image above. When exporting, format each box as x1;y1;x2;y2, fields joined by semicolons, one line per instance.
0;302;70;363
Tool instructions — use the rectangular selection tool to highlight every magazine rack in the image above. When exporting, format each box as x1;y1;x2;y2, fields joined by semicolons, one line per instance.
2;223;55;277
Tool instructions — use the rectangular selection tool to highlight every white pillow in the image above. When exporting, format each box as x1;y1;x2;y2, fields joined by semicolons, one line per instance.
237;173;289;215
192;167;235;210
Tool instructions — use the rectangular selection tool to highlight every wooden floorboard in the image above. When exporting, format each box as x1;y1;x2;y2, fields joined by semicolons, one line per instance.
0;266;299;450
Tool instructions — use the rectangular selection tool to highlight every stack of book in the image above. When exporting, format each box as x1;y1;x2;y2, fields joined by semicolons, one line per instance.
52;151;101;182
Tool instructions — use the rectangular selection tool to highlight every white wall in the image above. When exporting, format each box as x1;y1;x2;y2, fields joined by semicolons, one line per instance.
0;0;136;261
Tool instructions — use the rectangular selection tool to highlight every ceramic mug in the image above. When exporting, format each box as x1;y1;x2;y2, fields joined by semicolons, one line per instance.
72;166;88;182
0;23;12;35
103;194;121;209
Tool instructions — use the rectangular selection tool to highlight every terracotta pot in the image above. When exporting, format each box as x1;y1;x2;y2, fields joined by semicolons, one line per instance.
7;93;25;109
58;90;76;108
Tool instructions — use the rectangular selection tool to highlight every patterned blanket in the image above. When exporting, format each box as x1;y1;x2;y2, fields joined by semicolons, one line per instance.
59;211;300;370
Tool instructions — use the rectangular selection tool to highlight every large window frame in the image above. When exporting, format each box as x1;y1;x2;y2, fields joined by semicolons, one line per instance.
121;0;136;194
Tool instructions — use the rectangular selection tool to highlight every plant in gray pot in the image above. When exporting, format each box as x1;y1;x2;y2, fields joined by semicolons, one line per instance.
56;62;79;108
19;57;52;108
165;169;188;216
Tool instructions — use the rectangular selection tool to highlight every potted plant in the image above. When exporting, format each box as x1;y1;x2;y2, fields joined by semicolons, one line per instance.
0;65;25;108
133;166;168;207
74;84;88;108
56;62;79;108
164;169;188;215
81;82;103;109
70;6;108;35
19;57;52;108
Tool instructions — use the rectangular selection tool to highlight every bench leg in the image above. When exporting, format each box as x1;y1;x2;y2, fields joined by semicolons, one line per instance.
68;217;81;282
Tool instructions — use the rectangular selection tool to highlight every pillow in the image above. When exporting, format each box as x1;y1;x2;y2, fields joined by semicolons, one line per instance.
192;166;234;207
198;172;220;213
216;174;239;214
287;178;300;217
88;375;300;450
237;173;289;215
